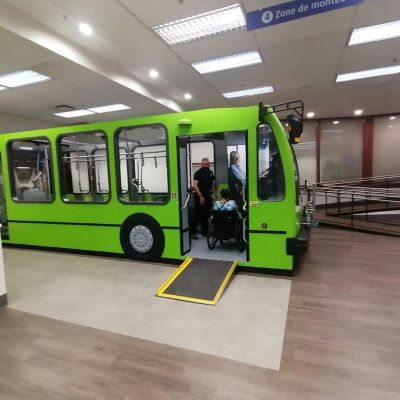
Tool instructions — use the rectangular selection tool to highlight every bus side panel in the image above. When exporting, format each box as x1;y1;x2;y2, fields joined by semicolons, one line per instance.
8;222;181;260
9;223;123;253
247;233;293;270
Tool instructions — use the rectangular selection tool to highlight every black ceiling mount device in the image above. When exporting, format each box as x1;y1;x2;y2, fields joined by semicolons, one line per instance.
258;100;304;123
258;100;304;144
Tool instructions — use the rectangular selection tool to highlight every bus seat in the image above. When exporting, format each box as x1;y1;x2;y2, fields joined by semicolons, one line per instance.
22;189;48;202
82;193;93;202
63;193;75;202
121;193;129;202
216;183;229;199
143;193;153;202
93;193;107;202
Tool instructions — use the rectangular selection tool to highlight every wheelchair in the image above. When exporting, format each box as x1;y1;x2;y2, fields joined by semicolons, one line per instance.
206;210;246;252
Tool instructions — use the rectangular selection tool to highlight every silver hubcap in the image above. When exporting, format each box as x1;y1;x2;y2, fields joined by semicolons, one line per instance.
129;225;153;253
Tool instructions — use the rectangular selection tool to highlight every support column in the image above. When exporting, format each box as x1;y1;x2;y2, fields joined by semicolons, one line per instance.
362;118;374;178
316;121;321;183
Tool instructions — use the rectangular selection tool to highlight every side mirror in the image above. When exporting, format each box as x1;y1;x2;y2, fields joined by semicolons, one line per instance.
287;114;303;144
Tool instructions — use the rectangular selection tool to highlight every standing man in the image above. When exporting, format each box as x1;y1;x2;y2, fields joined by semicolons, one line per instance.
190;158;215;239
228;150;246;201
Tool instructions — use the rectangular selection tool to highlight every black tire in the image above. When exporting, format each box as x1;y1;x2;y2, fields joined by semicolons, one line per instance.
238;237;246;253
207;218;217;249
120;213;165;261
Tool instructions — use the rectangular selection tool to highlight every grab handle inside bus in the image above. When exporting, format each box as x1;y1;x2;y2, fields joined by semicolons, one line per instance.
181;191;192;210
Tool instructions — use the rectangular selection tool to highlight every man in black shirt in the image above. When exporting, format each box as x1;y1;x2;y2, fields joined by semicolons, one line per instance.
190;158;215;238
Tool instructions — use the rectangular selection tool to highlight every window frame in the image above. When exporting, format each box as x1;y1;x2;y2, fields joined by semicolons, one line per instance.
7;136;56;204
114;123;170;205
57;130;111;204
289;144;301;206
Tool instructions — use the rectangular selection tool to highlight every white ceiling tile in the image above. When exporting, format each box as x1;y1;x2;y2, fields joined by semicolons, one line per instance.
0;0;398;123
352;0;400;28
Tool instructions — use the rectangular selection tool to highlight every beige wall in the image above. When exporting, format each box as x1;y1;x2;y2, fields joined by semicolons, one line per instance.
373;116;400;176
320;120;363;182
293;121;317;184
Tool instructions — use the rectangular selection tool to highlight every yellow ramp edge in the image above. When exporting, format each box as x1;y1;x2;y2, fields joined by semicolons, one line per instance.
156;258;237;305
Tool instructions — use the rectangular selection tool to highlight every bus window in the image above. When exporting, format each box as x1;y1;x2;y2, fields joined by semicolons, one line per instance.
58;132;109;203
257;124;285;201
116;125;169;204
7;138;54;202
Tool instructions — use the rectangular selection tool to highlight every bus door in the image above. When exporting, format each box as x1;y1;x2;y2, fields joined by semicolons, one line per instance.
0;153;8;240
177;136;192;255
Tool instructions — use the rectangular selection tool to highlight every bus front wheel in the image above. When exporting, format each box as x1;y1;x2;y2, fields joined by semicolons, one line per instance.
120;214;165;261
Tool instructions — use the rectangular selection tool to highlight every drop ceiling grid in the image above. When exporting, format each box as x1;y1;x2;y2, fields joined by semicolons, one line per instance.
117;0;238;27
340;39;400;72
0;0;398;121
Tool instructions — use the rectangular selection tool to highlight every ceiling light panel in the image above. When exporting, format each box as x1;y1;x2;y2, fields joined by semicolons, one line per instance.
336;65;400;82
223;85;274;98
79;22;93;36
192;51;262;74
0;70;51;88
87;104;130;113
149;69;159;78
349;20;400;46
54;110;95;118
153;4;246;45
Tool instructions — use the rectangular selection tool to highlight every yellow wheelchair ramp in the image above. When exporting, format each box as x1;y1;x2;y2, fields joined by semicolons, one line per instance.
156;257;237;305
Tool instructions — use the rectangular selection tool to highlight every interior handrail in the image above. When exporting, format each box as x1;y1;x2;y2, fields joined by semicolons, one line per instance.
319;174;400;186
314;185;400;194
313;189;400;199
302;185;400;196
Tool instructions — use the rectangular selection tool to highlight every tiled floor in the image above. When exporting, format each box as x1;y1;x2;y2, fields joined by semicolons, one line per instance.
1;227;400;399
4;248;290;369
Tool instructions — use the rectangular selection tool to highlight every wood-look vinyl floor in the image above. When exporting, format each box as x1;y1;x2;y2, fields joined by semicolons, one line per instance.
0;226;400;400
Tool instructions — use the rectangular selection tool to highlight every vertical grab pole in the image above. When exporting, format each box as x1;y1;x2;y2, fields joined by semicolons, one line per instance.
44;147;51;199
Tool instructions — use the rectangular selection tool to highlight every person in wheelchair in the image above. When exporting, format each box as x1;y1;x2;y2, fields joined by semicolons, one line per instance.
212;188;238;213
208;189;245;251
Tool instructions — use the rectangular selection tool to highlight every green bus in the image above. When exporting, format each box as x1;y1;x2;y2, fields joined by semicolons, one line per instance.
0;101;310;272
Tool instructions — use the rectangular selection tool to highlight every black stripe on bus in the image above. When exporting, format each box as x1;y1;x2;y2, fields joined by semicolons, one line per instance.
8;220;180;230
248;230;287;235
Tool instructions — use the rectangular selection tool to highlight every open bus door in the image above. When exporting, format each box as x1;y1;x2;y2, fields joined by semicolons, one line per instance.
177;136;192;255
0;153;8;240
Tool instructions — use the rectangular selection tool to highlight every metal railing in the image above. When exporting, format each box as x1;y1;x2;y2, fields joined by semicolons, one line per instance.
320;174;400;189
301;175;400;236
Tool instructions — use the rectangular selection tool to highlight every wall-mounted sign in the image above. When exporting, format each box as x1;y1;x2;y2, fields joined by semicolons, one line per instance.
247;0;363;31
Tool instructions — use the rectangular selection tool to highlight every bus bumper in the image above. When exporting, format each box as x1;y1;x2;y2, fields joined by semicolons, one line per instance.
286;226;310;256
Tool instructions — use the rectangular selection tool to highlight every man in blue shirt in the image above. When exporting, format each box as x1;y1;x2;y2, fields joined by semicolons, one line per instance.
228;151;246;201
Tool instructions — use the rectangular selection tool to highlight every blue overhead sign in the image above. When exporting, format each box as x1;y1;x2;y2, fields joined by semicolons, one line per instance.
246;0;363;31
